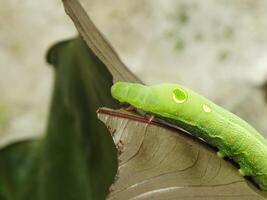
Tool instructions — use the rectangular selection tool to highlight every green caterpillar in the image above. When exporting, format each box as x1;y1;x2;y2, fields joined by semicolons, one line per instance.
111;81;267;192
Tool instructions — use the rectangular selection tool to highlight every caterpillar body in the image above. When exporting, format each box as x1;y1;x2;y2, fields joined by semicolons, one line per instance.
111;82;267;192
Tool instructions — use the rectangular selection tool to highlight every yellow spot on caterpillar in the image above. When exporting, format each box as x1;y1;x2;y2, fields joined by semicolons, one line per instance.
172;87;187;104
202;104;211;113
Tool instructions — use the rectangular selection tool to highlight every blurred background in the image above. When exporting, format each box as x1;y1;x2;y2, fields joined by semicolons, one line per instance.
1;0;267;146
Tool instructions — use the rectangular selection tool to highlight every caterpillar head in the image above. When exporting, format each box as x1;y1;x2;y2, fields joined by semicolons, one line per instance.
111;82;206;120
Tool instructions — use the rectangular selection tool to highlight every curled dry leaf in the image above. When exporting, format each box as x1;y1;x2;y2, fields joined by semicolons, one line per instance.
63;0;141;84
97;108;265;200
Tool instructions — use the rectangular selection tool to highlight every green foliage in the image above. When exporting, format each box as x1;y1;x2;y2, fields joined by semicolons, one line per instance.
0;140;41;200
0;37;119;200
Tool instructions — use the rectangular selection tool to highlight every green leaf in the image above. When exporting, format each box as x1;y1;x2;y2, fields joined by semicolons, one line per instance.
40;36;119;200
0;37;119;200
0;140;41;200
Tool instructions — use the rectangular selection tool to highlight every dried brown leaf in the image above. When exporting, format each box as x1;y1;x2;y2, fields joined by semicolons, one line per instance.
98;108;265;200
62;0;141;83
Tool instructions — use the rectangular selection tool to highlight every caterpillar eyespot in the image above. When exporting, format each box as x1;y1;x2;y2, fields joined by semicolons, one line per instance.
172;87;187;103
202;104;211;113
111;81;267;192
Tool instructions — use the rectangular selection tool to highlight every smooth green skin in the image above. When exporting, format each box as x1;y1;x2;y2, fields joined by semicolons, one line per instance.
111;81;267;192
